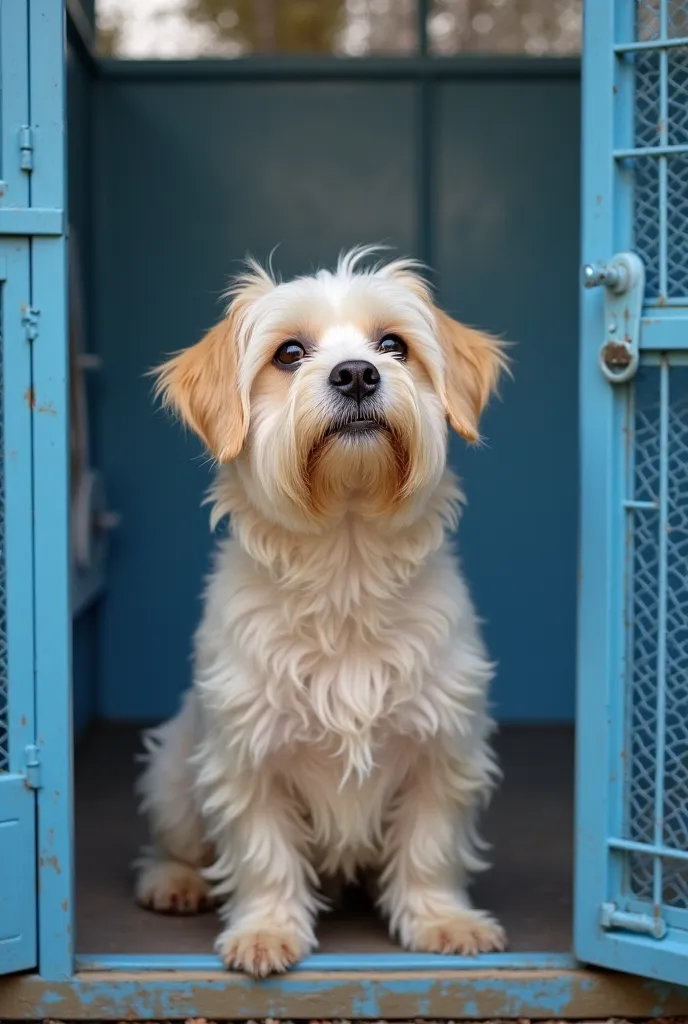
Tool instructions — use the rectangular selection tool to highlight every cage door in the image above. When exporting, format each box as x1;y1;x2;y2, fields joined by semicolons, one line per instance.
576;0;688;985
0;0;38;975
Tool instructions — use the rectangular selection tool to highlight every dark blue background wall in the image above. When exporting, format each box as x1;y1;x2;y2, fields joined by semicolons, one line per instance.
68;30;98;736
85;64;580;724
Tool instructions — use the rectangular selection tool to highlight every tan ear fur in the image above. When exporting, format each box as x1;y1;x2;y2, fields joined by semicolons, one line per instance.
153;313;247;463
434;307;509;443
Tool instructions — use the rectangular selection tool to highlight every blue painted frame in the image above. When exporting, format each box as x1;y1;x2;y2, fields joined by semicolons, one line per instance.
75;952;576;973
2;0;688;1014
4;961;688;1021
0;0;38;976
28;0;74;982
575;0;688;987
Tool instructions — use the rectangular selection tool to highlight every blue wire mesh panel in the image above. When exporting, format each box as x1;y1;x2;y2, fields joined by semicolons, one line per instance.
625;361;688;912
0;294;6;774
667;157;688;296
633;157;661;297
579;0;688;981
668;47;688;145
637;0;688;39
631;1;688;302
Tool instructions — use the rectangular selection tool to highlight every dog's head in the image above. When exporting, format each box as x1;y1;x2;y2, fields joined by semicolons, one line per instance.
154;248;508;527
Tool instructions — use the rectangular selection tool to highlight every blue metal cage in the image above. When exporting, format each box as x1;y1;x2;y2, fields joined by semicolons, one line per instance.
576;0;688;987
621;0;688;928
2;0;688;1017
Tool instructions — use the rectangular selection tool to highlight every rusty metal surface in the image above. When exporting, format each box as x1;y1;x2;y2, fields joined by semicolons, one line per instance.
1;968;688;1020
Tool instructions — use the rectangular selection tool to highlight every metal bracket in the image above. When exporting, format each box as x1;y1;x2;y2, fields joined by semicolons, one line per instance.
19;125;34;172
0;208;64;236
22;306;40;342
583;252;645;383
24;744;41;789
600;901;667;940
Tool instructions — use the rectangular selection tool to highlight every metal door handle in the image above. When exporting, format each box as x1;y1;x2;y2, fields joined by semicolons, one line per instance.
583;262;627;293
582;253;645;383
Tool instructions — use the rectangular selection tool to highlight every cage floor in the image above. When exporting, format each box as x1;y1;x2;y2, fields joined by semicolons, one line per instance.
76;723;573;955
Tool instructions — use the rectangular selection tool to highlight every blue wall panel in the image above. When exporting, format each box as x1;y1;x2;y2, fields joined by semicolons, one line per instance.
436;78;580;722
93;71;580;723
68;38;97;736
94;79;417;721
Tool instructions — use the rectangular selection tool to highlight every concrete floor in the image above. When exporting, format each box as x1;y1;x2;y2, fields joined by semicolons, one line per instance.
75;724;573;955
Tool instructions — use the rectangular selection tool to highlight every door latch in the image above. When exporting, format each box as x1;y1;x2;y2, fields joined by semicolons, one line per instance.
583;252;645;383
600;901;666;940
24;744;41;789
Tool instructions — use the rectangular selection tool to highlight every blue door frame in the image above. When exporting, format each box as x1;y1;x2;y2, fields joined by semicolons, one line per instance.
1;0;688;1016
576;0;688;988
0;0;41;977
30;0;74;983
0;0;72;983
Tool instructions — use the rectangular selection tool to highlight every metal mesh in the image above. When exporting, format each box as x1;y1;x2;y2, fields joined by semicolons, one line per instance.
667;157;688;295
668;48;688;145
637;0;688;40
630;2;688;301
635;50;661;149
0;291;6;773
633;157;661;297
637;0;661;40
626;363;688;909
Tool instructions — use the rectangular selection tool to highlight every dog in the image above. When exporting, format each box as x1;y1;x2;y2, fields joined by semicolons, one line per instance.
134;247;508;976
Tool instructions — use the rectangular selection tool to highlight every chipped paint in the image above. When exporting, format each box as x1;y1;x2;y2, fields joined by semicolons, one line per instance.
43;855;62;875
1;969;687;1021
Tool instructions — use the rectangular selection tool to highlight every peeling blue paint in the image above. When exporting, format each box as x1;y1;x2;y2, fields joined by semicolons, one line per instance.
3;970;687;1022
351;986;382;1018
381;978;434;994
39;990;64;1005
458;976;579;1016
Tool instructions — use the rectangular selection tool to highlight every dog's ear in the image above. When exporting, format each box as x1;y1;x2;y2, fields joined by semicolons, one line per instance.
153;312;248;463
433;307;509;443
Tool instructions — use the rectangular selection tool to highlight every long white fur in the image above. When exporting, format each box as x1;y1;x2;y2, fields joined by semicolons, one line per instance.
135;247;506;975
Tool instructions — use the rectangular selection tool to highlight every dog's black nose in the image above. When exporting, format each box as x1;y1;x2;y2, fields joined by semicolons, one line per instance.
328;360;380;401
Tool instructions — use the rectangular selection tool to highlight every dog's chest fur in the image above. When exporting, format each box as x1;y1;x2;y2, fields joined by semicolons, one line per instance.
195;484;483;863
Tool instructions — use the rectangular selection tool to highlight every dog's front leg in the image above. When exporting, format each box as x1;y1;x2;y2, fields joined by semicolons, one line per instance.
378;750;506;956
209;784;319;976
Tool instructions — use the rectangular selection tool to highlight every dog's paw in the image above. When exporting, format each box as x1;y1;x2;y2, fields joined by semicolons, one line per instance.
136;860;214;915
406;909;506;956
215;926;309;976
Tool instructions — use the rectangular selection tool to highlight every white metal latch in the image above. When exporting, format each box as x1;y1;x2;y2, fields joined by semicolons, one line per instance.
599;901;666;940
24;744;41;789
583;252;645;383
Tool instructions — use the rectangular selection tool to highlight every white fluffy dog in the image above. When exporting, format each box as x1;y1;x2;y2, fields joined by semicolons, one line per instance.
135;248;508;976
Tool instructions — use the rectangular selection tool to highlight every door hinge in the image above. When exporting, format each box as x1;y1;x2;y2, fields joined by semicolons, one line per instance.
24;744;42;789
22;306;40;342
600;901;666;939
20;126;34;172
582;252;645;384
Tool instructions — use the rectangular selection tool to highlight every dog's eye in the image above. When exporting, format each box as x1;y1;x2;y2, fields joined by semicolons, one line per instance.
377;334;408;360
274;341;306;368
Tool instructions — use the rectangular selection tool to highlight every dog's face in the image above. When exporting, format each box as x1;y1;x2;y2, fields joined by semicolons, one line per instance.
155;250;507;528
